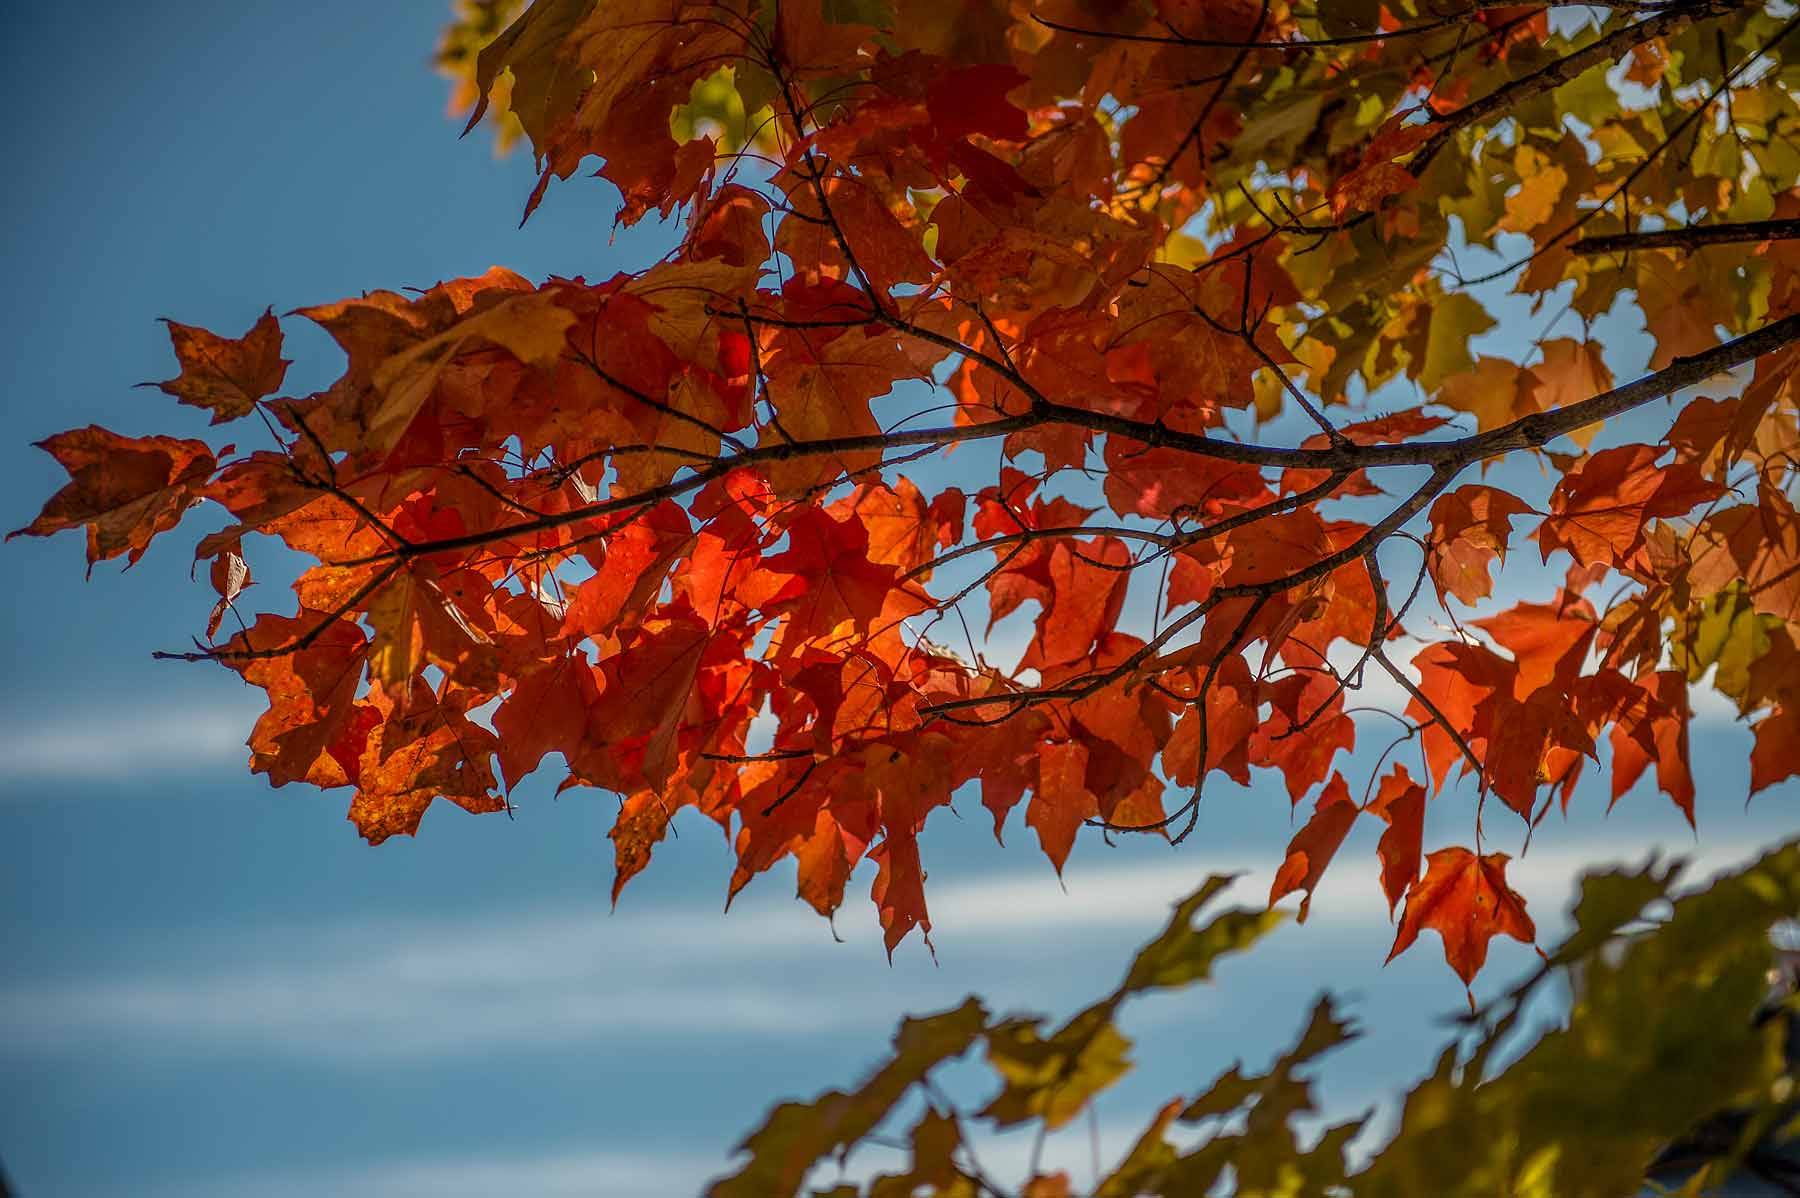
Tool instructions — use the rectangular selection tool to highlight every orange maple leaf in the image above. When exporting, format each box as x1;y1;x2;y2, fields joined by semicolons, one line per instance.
148;307;290;423
1388;847;1537;989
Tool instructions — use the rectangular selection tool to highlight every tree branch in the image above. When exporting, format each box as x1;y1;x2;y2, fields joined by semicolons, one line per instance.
1412;3;1733;174
1473;311;1800;458
1571;218;1800;254
320;311;1800;569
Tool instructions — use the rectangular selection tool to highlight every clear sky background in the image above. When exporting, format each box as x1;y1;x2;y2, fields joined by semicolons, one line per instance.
2;4;1796;1196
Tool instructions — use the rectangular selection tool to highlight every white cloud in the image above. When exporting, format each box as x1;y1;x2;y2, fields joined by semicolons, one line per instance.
158;1119;1167;1198
0;896;880;1060
942;828;1774;941
0;699;256;782
0;858;1224;1062
158;1148;714;1198
6;970;855;1057
2;825;1776;1066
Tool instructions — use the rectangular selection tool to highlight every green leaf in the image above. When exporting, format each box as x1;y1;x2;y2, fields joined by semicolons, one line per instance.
1673;585;1778;711
1549;855;1684;966
1120;874;1286;994
1093;1098;1182;1198
1418;293;1497;393
709;998;988;1198
868;1107;976;1198
981;1006;1134;1130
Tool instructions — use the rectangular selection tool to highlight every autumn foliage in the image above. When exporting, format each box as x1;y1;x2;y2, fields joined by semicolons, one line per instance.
15;0;1800;988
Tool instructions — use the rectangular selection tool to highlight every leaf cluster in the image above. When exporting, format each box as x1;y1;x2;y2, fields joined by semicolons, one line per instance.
11;0;1800;984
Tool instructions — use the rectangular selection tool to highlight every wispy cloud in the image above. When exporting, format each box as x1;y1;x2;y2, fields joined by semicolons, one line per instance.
0;699;257;782
155;1148;715;1198
153;1099;1200;1198
155;1118;1166;1198
0;825;1776;1065
0;858;1216;1061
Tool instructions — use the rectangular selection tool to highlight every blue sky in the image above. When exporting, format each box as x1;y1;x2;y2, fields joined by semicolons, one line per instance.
2;4;1796;1196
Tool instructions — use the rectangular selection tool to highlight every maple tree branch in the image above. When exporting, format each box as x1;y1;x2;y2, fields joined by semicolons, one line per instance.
1034;2;1636;51
32;0;1800;1017
316;310;1800;571
901;526;1173;582
444;461;556;520
1190;297;1347;446
1449;9;1799;287
1162;471;1353;557
325;413;1043;566
1042;311;1800;468
716;307;875;330
1255;354;1346;448
1089;594;1271;841
1032;10;1448;49
702;749;811;764
281;408;412;552
1237;464;1459;599
868;310;1057;416
1469;311;1800;460
924;464;1457;726
920;591;1223;721
1276;547;1428;741
1571;218;1800;254
1412;3;1732;173
153;560;401;663
569;347;751;454
1116;1;1735;254
766;53;894;325
1557;14;1796;240
1135;0;1269;195
1371;645;1487;783
760;761;818;818
728;293;1014;394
